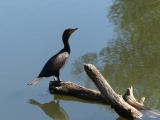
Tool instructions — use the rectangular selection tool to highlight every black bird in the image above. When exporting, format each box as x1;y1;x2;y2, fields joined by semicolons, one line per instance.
28;28;78;85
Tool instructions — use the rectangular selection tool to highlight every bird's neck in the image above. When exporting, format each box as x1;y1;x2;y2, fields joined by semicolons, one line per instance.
63;35;70;53
64;42;70;53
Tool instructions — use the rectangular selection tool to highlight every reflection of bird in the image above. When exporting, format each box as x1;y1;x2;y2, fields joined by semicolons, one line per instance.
28;28;78;85
29;99;69;120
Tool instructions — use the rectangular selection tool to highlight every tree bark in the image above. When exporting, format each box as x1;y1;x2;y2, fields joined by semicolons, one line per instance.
49;81;108;104
49;64;150;119
84;64;142;119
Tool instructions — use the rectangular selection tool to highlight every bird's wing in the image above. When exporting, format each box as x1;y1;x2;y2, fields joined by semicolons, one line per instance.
38;52;69;77
51;52;69;71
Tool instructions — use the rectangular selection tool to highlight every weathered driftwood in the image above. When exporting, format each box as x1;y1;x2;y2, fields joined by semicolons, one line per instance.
49;64;150;119
84;64;142;119
49;81;148;110
49;81;109;104
123;86;150;111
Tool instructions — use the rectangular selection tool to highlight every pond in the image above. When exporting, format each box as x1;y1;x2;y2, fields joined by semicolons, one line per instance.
1;0;160;119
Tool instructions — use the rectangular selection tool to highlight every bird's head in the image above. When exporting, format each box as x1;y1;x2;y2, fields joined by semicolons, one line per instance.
62;28;78;43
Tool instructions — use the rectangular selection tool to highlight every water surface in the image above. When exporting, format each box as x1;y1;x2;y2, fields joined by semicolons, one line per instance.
1;0;160;120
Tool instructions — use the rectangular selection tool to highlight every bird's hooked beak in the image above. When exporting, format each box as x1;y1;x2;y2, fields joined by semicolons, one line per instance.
68;28;78;35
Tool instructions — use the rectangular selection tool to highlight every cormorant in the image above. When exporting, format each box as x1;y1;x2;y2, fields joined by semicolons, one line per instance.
28;28;78;85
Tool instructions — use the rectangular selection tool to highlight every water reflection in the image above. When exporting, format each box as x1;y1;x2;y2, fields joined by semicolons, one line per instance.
107;0;160;109
71;0;160;113
29;99;69;120
29;94;110;120
71;53;101;89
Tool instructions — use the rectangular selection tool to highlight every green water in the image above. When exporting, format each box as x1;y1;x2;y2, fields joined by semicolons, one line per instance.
1;0;160;119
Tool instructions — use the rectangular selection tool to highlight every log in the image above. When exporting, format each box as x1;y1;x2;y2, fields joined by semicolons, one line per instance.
49;64;151;119
84;64;142;119
49;81;148;110
49;81;109;104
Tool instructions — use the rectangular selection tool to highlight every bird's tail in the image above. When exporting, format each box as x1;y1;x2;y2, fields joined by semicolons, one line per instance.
28;77;43;86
